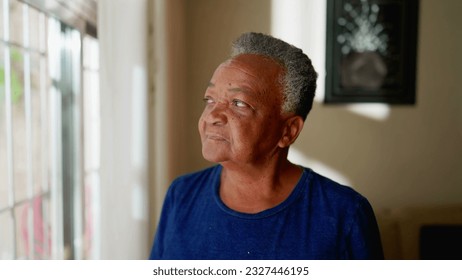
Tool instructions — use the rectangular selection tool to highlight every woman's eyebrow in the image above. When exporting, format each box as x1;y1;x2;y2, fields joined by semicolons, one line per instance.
208;81;253;95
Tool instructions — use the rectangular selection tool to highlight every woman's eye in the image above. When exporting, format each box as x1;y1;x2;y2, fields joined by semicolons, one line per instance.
203;97;214;105
232;99;248;108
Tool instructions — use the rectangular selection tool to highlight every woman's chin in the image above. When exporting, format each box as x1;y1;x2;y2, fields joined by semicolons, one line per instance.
201;148;229;163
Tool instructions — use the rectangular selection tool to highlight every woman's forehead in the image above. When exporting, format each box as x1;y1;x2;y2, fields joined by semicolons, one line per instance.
213;54;283;85
223;54;283;73
209;54;284;106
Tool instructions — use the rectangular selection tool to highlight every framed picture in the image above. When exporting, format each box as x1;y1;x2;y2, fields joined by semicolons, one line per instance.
325;0;419;104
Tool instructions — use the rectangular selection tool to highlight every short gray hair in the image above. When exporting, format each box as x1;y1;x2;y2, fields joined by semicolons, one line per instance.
231;32;317;120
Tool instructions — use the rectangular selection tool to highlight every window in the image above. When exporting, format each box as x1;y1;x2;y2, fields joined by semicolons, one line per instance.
0;0;98;259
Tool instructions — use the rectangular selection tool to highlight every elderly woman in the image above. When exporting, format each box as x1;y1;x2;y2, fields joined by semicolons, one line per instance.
149;32;383;259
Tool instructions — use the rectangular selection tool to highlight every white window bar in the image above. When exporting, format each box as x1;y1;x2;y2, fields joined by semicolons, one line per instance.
82;35;100;260
22;3;35;260
3;0;18;260
49;85;63;260
71;28;83;260
39;10;50;259
48;17;64;260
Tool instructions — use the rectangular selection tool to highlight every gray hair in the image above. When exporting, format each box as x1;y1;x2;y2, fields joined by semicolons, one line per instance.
231;32;317;120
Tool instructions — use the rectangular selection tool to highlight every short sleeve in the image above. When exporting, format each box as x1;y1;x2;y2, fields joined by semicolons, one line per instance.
344;196;384;259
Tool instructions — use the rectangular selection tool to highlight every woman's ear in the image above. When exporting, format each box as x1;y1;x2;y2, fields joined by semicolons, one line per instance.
278;116;304;148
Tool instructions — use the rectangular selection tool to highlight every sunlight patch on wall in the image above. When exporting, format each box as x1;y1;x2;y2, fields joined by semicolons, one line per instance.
271;0;326;104
270;0;306;47
288;147;352;187
346;103;391;121
131;65;148;222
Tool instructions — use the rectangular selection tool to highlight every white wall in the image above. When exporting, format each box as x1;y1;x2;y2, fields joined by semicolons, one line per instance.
98;0;150;259
176;0;462;211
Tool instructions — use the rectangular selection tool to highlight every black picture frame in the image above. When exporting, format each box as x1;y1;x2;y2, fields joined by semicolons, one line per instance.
325;0;419;104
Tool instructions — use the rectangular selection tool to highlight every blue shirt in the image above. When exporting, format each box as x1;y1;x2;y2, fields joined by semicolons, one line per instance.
149;165;383;259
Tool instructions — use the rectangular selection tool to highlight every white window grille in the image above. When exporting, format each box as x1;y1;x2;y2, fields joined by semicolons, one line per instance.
0;0;99;260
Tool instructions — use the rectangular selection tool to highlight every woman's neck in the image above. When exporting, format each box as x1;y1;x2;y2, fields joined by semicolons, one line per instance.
219;158;302;214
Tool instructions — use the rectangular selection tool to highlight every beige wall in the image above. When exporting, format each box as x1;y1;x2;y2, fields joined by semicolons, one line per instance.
165;0;462;212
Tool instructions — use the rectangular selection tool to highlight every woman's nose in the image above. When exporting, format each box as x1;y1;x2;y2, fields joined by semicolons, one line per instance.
204;102;228;126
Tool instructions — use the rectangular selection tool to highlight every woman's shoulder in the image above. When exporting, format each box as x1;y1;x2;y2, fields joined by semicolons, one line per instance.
302;167;371;213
